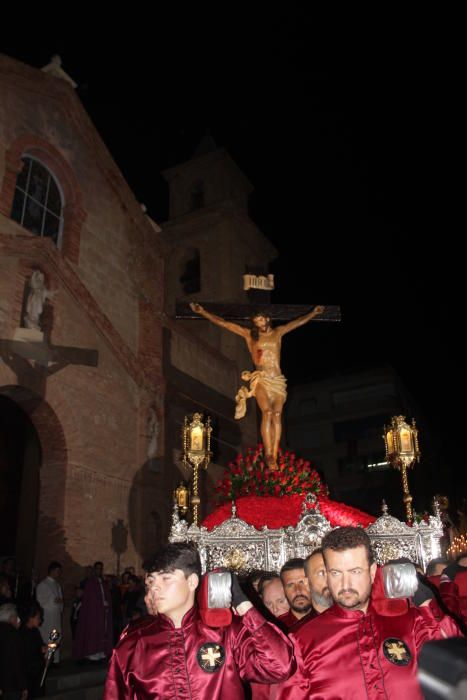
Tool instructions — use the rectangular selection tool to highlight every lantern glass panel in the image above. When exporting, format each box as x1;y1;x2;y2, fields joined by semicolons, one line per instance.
399;428;412;453
191;426;204;451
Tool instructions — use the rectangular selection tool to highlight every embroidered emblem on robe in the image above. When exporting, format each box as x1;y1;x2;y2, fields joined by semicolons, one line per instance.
383;638;412;666
197;643;225;673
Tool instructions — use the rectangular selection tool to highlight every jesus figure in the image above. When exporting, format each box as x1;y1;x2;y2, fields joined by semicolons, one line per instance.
189;302;325;470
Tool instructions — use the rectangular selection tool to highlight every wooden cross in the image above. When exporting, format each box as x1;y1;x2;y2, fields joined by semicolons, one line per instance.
175;298;340;470
0;337;98;376
176;302;341;323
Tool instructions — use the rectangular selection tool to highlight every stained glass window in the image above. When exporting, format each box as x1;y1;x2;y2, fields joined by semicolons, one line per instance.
11;157;63;245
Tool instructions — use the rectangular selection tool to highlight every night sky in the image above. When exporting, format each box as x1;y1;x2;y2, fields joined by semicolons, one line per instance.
3;15;464;497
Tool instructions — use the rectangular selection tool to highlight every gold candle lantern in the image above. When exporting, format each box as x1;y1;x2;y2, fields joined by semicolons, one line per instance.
174;481;190;517
182;413;212;525
383;415;420;522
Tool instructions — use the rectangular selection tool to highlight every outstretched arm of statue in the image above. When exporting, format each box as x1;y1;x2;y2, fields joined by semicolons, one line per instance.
189;302;249;339
278;305;325;336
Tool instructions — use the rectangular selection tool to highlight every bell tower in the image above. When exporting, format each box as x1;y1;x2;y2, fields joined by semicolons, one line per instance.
161;137;277;490
162;137;276;336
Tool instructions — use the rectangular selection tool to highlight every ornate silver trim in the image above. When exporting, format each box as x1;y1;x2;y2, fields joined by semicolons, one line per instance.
169;496;442;573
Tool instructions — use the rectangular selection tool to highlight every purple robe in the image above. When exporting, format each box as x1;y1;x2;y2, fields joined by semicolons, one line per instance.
73;575;113;659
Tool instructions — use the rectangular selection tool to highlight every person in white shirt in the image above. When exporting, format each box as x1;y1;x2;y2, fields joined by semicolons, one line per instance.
35;561;63;663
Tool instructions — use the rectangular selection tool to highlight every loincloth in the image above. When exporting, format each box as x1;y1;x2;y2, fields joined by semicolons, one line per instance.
234;370;287;419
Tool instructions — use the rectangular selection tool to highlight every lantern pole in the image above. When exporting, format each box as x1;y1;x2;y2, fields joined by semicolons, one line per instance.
383;415;420;523
182;413;212;525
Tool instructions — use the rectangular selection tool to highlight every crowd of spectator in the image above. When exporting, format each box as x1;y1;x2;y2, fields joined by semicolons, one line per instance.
0;558;146;698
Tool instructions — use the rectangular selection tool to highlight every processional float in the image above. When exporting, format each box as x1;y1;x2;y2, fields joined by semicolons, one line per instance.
170;492;443;575
172;281;444;572
170;423;443;574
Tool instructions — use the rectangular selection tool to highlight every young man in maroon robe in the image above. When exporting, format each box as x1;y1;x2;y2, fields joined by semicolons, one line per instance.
277;527;460;700
104;542;295;700
73;561;113;662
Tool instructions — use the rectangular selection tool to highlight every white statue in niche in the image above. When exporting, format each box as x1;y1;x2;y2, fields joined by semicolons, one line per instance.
24;270;56;331
147;407;159;459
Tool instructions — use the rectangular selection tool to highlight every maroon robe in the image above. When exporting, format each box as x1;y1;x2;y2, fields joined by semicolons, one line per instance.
251;609;316;700
104;604;295;700
73;575;113;659
276;602;460;700
277;608;316;631
440;571;467;625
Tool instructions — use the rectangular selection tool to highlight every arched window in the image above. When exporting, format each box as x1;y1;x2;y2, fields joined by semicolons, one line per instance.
190;180;205;211
179;248;201;295
0;135;86;264
10;156;64;245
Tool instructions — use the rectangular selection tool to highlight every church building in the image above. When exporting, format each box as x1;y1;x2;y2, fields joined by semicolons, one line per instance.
0;53;275;589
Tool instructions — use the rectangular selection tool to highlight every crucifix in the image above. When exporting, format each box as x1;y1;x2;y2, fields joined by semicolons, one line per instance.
1;269;98;387
176;299;341;470
0;337;98;375
0;334;99;415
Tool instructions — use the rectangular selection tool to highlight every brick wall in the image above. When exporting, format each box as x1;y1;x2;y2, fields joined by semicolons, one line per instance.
0;56;166;589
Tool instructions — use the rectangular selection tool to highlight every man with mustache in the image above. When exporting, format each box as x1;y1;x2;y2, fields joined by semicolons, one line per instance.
278;559;314;630
277;527;460;699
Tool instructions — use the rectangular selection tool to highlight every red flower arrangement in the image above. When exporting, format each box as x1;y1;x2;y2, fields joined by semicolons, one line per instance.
214;444;328;502
205;444;376;531
203;494;375;531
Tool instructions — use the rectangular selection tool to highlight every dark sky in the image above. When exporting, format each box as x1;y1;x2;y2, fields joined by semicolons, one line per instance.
3;15;464;494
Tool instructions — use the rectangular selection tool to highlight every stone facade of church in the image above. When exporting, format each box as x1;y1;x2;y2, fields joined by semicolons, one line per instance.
0;54;167;587
0;54;275;589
